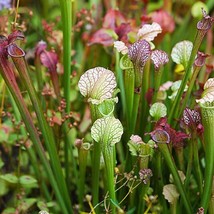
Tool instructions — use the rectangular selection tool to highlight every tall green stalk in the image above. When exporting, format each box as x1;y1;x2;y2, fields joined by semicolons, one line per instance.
179;66;201;115
139;61;150;134
209;177;214;214
127;39;151;135
128;63;144;137
91;116;123;214
200;104;214;213
77;142;90;210
154;152;168;213
137;157;150;213
115;52;126;119
152;68;163;104
58;0;74;189
193;139;203;195
103;146;116;214
184;138;194;190
119;54;135;137
58;0;73;113
90;104;102;211
124;68;134;127
78;66;118;212
34;54;46;108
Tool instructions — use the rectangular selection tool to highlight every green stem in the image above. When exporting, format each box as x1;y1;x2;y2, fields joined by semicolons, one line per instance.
152;68;163;104
155;152;168;213
132;92;140;133
50;70;60;98
34;57;46;109
138;157;149;213
184;138;194;190
92;141;101;210
175;147;185;172
158;144;193;214
64;125;79;196
193;139;203;195
178;66;201;118
170;200;178;214
208;177;214;214
200;105;214;212
139;61;150;134
124;68;134;126
58;0;73;113
27;147;52;201
115;52;126;119
137;183;149;213
58;0;73;190
103;146;116;214
78;144;89;210
34;57;44;95
116;140;125;164
124;88;140;173
90;104;102;212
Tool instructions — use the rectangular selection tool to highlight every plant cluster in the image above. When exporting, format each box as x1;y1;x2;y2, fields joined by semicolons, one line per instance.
0;0;214;214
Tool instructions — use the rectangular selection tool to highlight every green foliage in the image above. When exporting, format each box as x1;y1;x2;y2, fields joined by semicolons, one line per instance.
0;174;19;184
0;1;214;213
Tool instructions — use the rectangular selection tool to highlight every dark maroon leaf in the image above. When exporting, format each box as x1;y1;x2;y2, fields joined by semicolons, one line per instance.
7;44;25;57
35;41;47;56
194;51;209;67
172;132;189;145
152;117;189;147
0;36;8;57
40;50;58;72
155;117;168;128
196;124;204;135
197;9;214;32
115;23;131;42
145;88;154;105
103;9;126;30
8;30;24;44
0;31;25;59
0;35;7;44
151;129;170;144
89;29;115;46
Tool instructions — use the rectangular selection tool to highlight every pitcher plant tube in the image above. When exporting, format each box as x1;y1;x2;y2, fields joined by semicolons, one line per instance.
78;66;118;209
91;116;123;214
197;78;214;213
